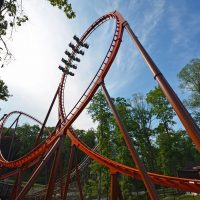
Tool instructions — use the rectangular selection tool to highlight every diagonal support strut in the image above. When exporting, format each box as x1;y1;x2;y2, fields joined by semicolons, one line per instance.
101;82;159;200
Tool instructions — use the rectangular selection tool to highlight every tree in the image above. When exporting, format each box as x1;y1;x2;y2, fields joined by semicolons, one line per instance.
0;78;10;101
178;58;200;125
145;86;200;175
146;86;176;130
129;94;157;172
178;58;200;108
0;78;11;111
15;123;40;158
146;86;178;175
86;89;112;200
113;96;138;198
87;91;144;198
112;97;133;167
0;0;75;67
74;128;96;163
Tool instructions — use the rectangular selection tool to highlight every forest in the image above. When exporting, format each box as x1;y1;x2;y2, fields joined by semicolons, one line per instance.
0;59;200;199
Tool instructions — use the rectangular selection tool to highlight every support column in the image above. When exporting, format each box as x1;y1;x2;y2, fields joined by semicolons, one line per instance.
9;169;22;200
74;148;84;200
110;172;123;200
101;82;158;200
124;22;200;152
63;145;76;200
7;114;20;161
60;154;64;199
35;86;59;146
16;138;60;200
45;135;65;200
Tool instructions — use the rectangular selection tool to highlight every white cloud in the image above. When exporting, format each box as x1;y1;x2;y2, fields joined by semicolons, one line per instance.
101;0;165;97
168;3;200;48
1;0;198;131
137;0;165;44
0;0;81;127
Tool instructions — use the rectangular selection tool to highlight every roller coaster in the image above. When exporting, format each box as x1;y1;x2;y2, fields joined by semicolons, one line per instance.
0;11;200;200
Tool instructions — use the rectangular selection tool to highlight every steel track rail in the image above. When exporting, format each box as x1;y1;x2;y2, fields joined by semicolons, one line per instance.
0;11;199;198
57;10;200;194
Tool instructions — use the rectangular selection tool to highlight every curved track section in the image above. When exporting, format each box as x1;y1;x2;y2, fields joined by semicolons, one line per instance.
57;10;200;193
58;11;124;122
68;129;200;193
0;111;44;129
0;11;124;169
0;11;199;197
0;111;51;179
0;111;45;161
0;111;53;168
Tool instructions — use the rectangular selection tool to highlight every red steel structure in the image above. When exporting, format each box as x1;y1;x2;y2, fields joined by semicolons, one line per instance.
0;11;200;199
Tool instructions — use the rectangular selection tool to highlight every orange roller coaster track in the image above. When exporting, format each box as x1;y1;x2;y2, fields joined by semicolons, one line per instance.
0;11;200;200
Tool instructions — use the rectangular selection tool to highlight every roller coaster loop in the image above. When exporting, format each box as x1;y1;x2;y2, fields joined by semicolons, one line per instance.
0;11;200;200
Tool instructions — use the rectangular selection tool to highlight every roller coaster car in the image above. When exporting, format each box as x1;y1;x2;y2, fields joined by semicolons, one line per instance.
73;35;80;43
67;54;80;62
74;57;80;62
69;42;76;51
61;58;69;65
77;40;89;49
83;43;89;49
67;71;75;76
70;64;77;69
78;50;84;55
61;58;77;70
67;54;75;60
58;66;74;76
65;50;71;57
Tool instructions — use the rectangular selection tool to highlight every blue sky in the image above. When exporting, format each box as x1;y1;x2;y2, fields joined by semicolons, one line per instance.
0;0;200;129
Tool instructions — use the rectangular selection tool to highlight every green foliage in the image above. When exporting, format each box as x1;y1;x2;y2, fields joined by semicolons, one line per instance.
178;58;200;109
14;124;40;158
88;89;112;123
0;0;29;65
0;78;10;101
162;195;200;200
146;87;179;174
84;161;110;200
0;78;11;111
129;94;157;172
86;90;112;199
155;130;189;175
178;58;200;126
0;0;75;66
76;128;96;148
0;123;40;161
84;178;99;199
146;86;175;127
88;89;113;157
146;86;200;175
2;68;200;195
193;111;200;126
74;128;96;163
48;0;75;19
84;86;200;198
